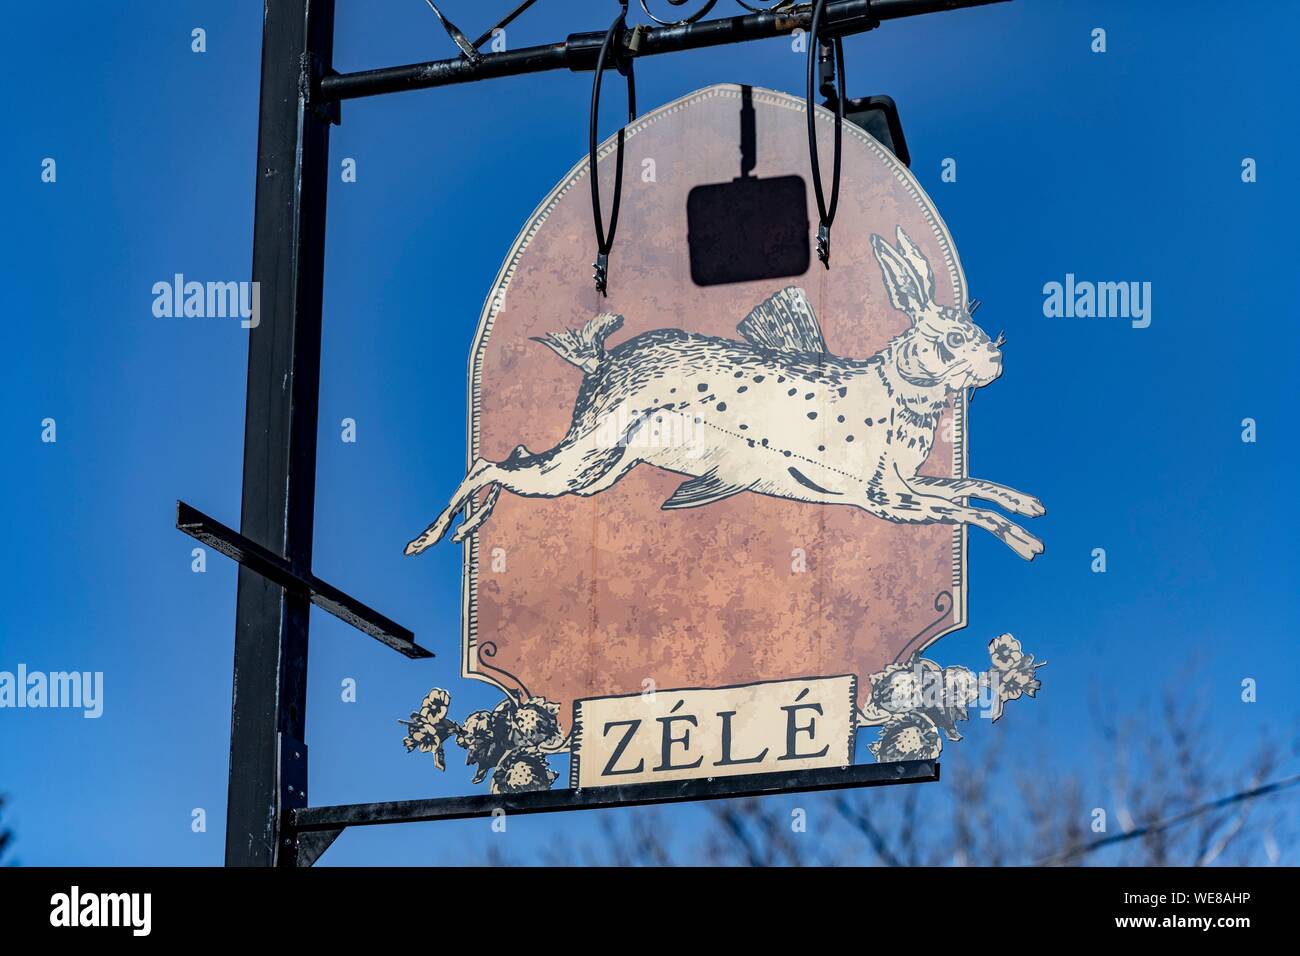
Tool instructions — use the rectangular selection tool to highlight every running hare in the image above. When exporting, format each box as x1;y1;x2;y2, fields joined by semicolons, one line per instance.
406;226;1044;560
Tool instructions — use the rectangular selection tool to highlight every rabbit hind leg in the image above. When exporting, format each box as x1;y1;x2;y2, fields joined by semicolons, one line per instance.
450;483;503;543
406;456;501;555
571;446;641;497
535;406;655;498
449;444;534;543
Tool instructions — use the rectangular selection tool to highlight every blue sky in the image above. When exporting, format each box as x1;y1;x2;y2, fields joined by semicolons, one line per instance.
2;0;1297;865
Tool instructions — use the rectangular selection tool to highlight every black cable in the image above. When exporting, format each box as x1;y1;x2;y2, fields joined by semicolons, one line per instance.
589;3;636;296
807;0;845;268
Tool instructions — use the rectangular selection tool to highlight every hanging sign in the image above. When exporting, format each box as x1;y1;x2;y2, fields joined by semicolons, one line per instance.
399;84;1045;795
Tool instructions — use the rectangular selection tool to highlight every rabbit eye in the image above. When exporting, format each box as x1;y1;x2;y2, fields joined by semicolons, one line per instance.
945;332;966;349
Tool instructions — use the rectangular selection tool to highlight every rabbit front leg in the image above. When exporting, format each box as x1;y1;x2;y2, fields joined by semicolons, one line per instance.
875;470;1044;561
406;457;500;555
449;444;536;543
908;476;1045;518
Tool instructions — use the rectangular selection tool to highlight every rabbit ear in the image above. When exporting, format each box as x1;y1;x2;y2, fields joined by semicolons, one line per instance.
871;233;929;321
894;227;936;306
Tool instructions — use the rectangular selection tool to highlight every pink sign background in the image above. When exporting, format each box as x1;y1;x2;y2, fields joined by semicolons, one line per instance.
463;85;968;734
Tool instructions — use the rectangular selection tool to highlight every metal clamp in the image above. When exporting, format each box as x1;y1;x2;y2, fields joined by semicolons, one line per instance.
422;0;483;65
807;0;845;268
589;3;637;296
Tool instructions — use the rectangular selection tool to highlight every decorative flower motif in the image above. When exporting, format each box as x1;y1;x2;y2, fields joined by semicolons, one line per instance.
988;634;1024;670
401;688;458;771
943;666;979;710
869;713;942;762
983;636;1046;722
403;687;563;792
491;747;560;794
457;707;512;784
401;712;442;755
1001;666;1037;698
923;665;979;741
869;660;940;715
993;657;1042;704
862;637;1045;760
508;696;564;749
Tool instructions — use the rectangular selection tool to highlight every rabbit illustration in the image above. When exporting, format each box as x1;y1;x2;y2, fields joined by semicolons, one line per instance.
406;226;1044;560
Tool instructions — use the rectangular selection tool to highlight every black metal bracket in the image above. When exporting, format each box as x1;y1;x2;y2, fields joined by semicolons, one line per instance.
176;501;430;659
422;0;484;65
300;53;341;127
287;760;939;865
276;736;314;866
293;827;344;868
839;94;911;165
280;735;309;807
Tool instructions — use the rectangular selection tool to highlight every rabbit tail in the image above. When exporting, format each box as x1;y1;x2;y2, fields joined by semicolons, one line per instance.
530;313;624;374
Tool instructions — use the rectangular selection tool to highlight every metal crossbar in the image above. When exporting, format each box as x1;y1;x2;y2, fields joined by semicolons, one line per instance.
176;501;429;658
321;0;1004;102
289;761;940;866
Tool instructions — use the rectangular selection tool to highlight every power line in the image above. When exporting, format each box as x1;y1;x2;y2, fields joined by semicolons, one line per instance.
1037;771;1300;866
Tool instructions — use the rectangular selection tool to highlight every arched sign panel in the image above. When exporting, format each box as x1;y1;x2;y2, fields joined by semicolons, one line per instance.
402;85;1044;794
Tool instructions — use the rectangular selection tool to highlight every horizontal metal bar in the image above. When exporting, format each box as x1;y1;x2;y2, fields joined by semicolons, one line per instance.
292;760;939;832
176;500;431;659
320;0;1008;102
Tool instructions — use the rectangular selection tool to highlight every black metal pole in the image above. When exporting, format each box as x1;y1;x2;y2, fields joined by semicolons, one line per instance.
226;0;335;867
320;0;1007;102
